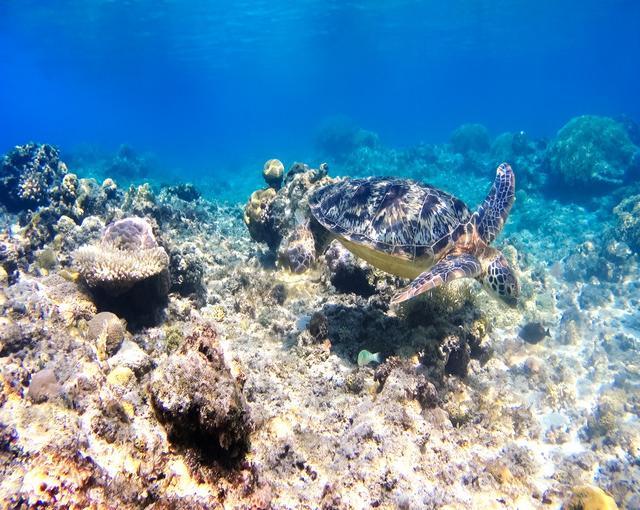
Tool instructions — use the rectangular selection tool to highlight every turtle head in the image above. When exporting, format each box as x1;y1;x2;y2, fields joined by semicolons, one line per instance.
480;249;519;307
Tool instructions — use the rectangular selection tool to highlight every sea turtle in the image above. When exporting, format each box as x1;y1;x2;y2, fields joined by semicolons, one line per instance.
308;163;519;305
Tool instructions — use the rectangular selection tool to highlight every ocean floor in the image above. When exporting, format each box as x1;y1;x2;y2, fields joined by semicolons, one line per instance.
0;118;639;509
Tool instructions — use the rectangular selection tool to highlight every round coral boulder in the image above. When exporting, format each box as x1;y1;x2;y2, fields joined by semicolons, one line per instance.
547;115;640;192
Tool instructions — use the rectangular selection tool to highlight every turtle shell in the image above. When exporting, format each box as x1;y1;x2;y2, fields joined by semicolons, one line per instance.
309;177;471;260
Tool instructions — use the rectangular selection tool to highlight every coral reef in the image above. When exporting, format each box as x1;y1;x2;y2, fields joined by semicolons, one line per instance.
73;217;170;327
1;131;639;508
491;131;548;189
106;144;151;181
161;182;201;202
315;116;380;163
547;115;640;192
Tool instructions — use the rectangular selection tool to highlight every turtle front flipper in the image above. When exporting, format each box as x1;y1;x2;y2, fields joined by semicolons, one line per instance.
474;163;515;244
391;253;482;304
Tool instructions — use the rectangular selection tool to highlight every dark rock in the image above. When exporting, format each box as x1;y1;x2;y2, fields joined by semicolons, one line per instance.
442;335;471;378
0;320;31;356
415;375;438;409
162;183;201;202
269;283;287;305
324;241;375;297
374;356;402;387
308;312;329;342
148;325;252;463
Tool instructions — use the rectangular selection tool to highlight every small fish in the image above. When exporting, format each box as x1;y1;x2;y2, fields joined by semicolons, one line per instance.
357;349;381;367
519;322;550;344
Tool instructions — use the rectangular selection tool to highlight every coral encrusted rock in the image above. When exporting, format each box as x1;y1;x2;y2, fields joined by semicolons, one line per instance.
148;325;252;462
73;216;169;294
0;143;68;212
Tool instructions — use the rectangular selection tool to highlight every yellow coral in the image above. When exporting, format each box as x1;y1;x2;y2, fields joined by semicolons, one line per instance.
61;173;78;198
563;485;618;510
263;158;285;188
243;187;276;226
106;366;135;387
209;305;225;322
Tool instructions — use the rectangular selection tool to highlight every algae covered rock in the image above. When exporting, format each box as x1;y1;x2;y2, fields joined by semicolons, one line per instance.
547;115;640;191
27;368;63;403
148;325;252;461
73;216;169;294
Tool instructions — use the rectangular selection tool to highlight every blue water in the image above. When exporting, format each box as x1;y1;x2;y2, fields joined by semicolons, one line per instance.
1;1;639;178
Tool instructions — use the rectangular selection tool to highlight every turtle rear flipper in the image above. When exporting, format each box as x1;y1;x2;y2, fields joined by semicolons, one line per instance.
474;163;515;244
391;253;481;304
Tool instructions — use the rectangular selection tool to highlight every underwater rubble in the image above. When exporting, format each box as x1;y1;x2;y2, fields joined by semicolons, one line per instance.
0;119;639;509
